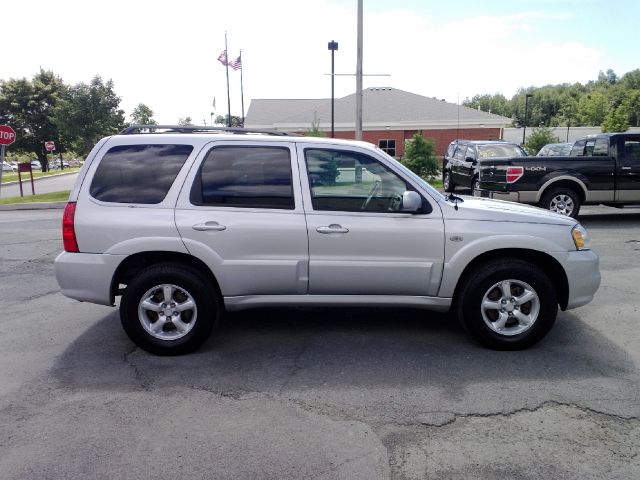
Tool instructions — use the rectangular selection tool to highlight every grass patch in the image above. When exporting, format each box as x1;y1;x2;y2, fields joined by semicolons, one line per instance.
0;190;70;205
1;168;80;184
427;178;443;189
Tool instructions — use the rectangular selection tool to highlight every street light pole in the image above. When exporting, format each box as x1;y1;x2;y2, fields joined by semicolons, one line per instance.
328;40;338;138
355;0;363;140
522;93;533;145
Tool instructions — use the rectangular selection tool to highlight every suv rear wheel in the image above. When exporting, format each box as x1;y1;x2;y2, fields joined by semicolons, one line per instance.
471;176;480;195
120;263;219;355
443;171;455;192
457;259;557;350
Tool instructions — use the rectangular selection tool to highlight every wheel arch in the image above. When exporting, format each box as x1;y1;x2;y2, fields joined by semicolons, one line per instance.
110;251;223;306
451;248;569;311
536;176;587;203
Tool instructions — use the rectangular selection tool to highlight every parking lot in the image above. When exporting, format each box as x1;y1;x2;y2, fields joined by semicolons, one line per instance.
1;206;639;479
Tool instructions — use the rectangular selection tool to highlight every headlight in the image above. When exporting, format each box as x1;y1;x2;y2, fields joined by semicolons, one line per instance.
571;224;591;250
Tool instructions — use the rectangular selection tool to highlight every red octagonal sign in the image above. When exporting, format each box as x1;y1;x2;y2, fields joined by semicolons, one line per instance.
0;125;16;146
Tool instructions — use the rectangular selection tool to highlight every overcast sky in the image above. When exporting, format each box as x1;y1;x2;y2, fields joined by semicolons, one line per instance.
3;0;638;125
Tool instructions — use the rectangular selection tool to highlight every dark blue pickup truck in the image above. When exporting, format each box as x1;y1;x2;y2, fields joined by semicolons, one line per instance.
477;133;640;218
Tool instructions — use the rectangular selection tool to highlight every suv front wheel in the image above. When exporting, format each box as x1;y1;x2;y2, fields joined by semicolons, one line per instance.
457;259;557;350
120;263;219;355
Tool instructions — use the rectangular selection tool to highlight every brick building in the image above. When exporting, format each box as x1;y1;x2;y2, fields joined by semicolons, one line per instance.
244;87;512;157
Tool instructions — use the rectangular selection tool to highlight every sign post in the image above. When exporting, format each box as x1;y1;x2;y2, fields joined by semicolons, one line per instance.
45;141;56;171
17;163;35;196
0;125;17;197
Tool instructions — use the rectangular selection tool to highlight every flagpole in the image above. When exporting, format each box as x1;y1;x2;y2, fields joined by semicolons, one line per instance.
239;50;245;126
224;31;232;127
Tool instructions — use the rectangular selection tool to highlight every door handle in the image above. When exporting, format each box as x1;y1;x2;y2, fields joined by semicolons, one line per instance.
621;166;632;170
316;224;349;234
192;221;226;232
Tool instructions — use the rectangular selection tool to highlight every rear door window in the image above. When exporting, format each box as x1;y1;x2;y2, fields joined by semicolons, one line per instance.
190;146;294;209
571;140;586;156
453;145;467;160
593;138;609;156
90;144;192;204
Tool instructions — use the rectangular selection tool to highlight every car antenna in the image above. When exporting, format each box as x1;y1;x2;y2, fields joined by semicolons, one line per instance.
447;192;462;210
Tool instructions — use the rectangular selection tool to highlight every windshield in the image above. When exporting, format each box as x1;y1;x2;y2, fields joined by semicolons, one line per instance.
374;147;447;201
477;144;526;158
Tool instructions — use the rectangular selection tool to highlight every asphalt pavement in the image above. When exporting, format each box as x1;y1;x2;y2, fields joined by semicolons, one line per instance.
0;206;638;479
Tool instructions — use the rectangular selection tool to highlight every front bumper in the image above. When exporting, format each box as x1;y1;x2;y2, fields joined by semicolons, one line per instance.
554;249;601;310
54;251;127;306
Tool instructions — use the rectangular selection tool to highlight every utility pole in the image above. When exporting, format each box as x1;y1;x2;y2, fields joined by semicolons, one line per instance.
328;41;338;138
355;0;363;140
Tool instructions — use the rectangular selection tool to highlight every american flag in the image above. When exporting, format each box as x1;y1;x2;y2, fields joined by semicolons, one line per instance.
217;50;228;66
229;55;242;71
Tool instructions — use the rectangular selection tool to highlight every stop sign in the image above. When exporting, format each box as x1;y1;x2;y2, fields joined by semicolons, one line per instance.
0;125;16;146
45;140;56;152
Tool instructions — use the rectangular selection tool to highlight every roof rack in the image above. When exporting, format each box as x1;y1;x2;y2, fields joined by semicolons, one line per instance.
119;125;295;136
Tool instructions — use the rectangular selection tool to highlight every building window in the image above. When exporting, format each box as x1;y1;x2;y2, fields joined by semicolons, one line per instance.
378;139;396;157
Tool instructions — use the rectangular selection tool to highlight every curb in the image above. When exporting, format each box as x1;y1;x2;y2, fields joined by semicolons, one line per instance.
0;201;66;211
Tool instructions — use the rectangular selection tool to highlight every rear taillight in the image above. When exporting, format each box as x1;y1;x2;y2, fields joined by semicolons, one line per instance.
506;166;524;183
62;202;79;252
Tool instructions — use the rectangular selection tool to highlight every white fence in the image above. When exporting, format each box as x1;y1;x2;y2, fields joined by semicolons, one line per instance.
502;126;640;144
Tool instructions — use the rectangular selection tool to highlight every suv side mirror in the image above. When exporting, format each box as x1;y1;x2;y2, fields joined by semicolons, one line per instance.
401;191;422;212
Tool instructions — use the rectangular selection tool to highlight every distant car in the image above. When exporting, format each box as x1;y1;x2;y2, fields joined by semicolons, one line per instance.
2;161;16;172
443;139;527;194
537;142;573;156
30;160;42;170
51;159;71;169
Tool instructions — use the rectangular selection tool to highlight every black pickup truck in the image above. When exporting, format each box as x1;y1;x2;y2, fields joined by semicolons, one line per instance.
477;133;640;217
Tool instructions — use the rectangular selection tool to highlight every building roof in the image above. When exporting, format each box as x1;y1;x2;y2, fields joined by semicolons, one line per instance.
245;87;512;131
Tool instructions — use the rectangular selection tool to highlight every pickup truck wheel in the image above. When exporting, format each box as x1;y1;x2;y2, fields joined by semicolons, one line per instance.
443;171;455;192
540;187;581;218
120;263;219;355
458;259;557;350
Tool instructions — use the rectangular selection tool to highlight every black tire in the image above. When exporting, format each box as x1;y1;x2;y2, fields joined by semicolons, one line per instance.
471;176;480;195
120;263;219;355
456;259;557;350
540;187;581;218
443;171;455;192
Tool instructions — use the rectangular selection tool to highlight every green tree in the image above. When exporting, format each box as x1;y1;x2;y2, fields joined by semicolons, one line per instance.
602;108;630;132
214;114;243;127
56;76;126;156
525;126;560;155
305;113;325;137
576;90;608;126
401;133;439;178
620;90;640;127
131;103;157;125
0;69;68;171
463;93;511;117
178;117;193;126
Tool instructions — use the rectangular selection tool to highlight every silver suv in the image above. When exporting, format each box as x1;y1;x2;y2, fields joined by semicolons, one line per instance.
54;126;600;355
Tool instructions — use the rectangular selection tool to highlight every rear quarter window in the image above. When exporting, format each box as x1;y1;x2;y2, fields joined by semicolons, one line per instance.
89;144;193;204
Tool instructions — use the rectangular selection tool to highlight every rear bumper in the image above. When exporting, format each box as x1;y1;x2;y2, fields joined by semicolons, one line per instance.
476;189;538;203
54;252;126;306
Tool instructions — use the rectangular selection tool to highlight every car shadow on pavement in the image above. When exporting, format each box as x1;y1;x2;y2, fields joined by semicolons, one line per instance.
50;306;635;395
